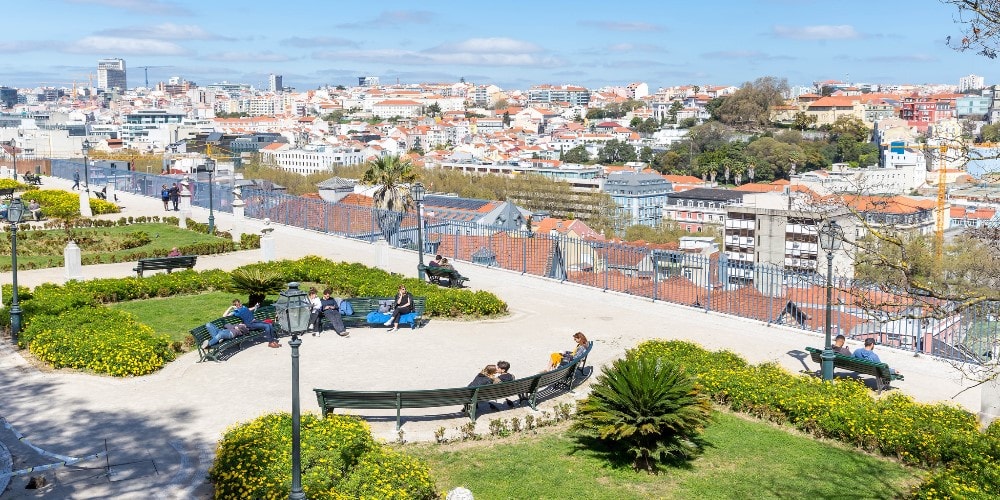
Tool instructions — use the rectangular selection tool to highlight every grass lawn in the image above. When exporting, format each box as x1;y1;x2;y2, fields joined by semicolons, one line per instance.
4;223;225;270
110;291;242;344
403;411;921;499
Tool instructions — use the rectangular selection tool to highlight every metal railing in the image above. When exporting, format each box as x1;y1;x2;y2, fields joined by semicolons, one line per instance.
44;164;1000;364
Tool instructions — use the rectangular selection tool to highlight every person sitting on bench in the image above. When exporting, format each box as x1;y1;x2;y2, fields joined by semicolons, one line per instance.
853;338;900;376
438;257;455;271
201;322;250;349
28;200;42;221
318;287;349;337
167;247;182;257
428;254;442;267
833;334;851;356
224;299;280;348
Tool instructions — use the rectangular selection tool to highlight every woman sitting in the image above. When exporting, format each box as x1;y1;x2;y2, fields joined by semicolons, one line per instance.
548;332;589;370
468;364;500;386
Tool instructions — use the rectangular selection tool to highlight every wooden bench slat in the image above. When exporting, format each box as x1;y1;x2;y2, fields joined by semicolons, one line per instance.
134;256;197;277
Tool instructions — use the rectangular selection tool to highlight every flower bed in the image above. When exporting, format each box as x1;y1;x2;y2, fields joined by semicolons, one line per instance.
19;308;174;376
19;189;119;218
210;413;436;499
633;340;1000;498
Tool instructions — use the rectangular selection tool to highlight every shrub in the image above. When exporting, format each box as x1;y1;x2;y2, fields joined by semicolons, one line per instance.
19;189;120;218
210;413;436;499
240;232;261;249
572;356;713;472
229;267;286;306
20;308;174;376
633;340;1000;496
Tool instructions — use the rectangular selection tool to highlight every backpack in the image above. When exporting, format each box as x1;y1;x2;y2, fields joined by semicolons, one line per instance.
337;299;354;316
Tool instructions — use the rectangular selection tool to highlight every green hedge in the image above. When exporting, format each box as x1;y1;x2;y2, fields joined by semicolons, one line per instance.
252;256;508;318
210;413;436;499
19;188;119;218
19;308;174;376
633;340;1000;498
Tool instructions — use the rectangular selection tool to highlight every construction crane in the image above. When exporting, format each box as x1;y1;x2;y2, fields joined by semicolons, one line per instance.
136;66;169;88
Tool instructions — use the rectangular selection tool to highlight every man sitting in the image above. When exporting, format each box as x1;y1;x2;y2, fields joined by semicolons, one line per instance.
853;338;900;376
200;322;250;350
832;334;851;356
224;299;280;348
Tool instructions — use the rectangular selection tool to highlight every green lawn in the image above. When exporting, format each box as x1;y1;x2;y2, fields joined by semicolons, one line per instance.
110;291;242;344
403;412;920;499
4;223;224;270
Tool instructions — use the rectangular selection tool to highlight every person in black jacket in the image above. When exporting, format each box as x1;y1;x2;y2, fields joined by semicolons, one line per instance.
468;365;499;386
384;284;414;332
319;288;349;337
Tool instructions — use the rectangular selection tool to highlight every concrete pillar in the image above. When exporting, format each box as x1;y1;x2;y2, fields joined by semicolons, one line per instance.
982;375;1000;428
179;175;191;229
260;219;275;262
107;182;117;205
78;191;92;218
375;237;389;270
231;188;244;243
64;241;84;281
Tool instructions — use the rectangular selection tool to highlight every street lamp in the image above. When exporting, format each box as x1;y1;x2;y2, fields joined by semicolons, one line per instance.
79;139;93;217
274;282;311;500
204;158;216;234
818;219;844;381
412;182;426;281
7;197;25;344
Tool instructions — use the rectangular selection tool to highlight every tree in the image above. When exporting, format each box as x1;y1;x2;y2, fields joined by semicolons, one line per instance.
829;116;870;142
667;100;683;124
713;76;789;130
598;140;638;164
639;146;655;164
562;145;590;164
360;155;417;245
571;356;713;473
982;123;1000;142
502;111;511;127
942;0;1000;58
426;102;442;117
791;112;818;131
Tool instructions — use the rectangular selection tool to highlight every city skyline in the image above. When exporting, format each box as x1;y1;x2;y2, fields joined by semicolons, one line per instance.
0;0;993;91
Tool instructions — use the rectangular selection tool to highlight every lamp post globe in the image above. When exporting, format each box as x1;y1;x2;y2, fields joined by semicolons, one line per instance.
412;182;426;281
819;220;844;381
7;197;26;344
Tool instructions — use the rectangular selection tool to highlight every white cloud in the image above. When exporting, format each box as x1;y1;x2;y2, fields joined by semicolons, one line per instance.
66;36;188;55
702;50;795;61
204;51;293;63
772;24;860;40
606;43;662;53
281;36;358;48
316;48;563;68
579;20;663;32
428;37;542;54
98;23;221;40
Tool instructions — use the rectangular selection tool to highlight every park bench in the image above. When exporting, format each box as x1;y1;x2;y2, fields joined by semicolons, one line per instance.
805;346;904;394
22;173;42;186
320;296;427;330
315;342;593;429
189;305;276;362
420;264;469;288
0;187;13;201
133;255;197;277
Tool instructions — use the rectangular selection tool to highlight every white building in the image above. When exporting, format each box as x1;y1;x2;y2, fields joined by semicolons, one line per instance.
959;74;985;93
371;99;423;118
260;143;365;175
97;58;127;91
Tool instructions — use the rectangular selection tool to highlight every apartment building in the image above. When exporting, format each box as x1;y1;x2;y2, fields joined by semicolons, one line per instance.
527;84;591;107
371;99;423;118
97;58;127;91
260;143;365;175
121;109;185;149
664;188;745;232
603;171;672;227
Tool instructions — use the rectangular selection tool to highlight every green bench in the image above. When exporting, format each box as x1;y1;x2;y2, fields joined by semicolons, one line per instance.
321;296;426;330
420;265;469;288
134;255;197;277
805;346;904;394
315;342;593;429
189;305;276;362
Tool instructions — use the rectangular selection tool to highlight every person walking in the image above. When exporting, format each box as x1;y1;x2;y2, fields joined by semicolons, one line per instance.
160;184;170;210
72;170;80;190
169;183;180;210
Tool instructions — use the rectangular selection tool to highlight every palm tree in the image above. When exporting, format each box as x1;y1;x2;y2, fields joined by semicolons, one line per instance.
361;154;418;245
571;356;713;473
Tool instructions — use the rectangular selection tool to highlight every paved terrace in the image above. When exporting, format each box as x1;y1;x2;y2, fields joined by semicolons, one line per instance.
0;178;985;498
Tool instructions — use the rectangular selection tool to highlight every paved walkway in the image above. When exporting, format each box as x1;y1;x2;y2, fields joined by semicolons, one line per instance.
0;177;986;498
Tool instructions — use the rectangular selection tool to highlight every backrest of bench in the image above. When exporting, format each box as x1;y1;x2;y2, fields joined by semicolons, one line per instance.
253;305;276;321
189;316;242;341
536;363;576;387
398;387;476;408
315;390;401;410
373;296;426;314
473;376;539;401
806;347;891;378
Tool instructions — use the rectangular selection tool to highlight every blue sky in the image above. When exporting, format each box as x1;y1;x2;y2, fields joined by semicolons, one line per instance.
0;0;993;91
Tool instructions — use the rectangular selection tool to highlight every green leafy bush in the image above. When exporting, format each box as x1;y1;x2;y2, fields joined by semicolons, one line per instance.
20;308;174;376
572;356;713;472
209;413;436;499
633;340;1000;497
228;267;286;306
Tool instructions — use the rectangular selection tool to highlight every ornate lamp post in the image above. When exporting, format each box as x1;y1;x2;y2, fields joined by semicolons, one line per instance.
818;220;844;381
80;139;93;217
204;158;216;234
412;182;426;280
274;282;312;500
7;197;25;344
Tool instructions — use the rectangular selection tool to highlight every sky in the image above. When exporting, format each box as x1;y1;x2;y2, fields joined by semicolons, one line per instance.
0;0;995;92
